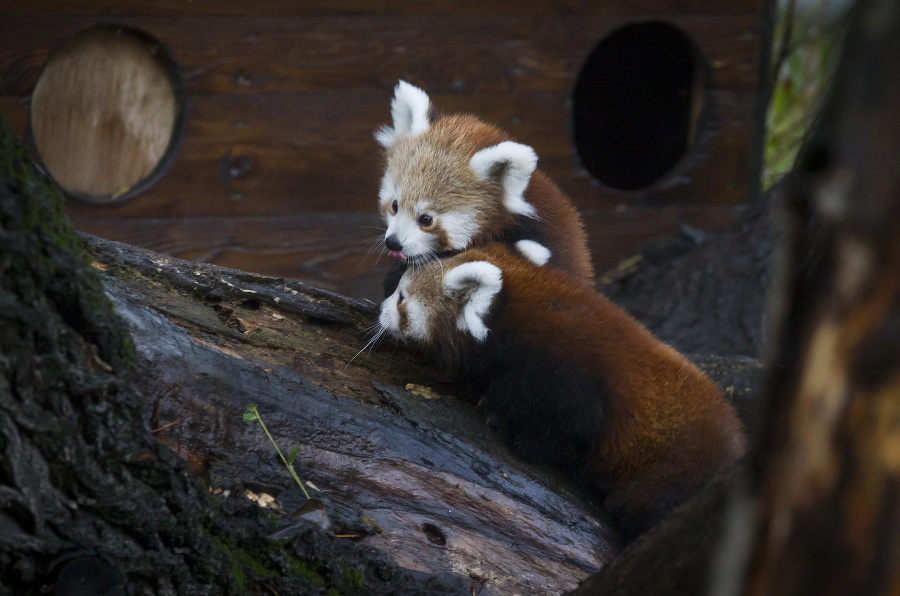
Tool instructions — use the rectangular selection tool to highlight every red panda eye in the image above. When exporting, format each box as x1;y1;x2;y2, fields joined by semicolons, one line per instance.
391;200;398;214
418;214;433;227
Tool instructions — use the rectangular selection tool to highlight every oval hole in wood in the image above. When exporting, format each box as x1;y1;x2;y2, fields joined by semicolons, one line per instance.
421;522;447;546
572;21;710;194
29;24;187;203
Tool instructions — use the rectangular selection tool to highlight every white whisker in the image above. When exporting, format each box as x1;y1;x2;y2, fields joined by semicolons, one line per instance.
425;249;443;274
352;233;391;273
345;325;387;368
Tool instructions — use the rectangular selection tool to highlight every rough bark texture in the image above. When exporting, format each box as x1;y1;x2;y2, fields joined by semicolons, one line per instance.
600;197;773;359
711;1;900;593
0;119;479;595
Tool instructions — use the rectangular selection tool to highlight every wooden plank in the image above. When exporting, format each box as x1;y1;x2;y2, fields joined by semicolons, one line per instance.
0;96;27;130
0;15;766;96
0;0;772;17
564;88;766;207
2;89;758;220
69;205;745;300
69;212;383;256
0;7;769;303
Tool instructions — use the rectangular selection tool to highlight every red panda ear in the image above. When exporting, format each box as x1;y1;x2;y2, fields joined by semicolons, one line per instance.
442;261;503;342
375;80;431;148
469;141;538;218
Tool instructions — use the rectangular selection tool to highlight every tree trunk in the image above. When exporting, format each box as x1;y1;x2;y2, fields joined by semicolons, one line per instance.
712;0;900;593
573;0;900;594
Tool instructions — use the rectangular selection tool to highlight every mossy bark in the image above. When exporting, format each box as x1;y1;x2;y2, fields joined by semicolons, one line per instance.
0;118;473;595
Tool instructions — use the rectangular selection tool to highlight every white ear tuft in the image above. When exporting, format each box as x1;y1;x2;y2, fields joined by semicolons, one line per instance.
375;80;431;148
514;240;551;266
442;261;503;342
469;141;538;218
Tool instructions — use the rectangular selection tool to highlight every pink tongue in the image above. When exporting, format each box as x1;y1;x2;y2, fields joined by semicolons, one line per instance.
388;251;406;259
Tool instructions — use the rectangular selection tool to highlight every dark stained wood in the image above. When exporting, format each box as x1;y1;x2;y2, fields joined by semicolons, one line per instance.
0;0;770;17
1;89;758;214
0;2;771;299
64;205;743;300
0;15;766;96
1;89;752;300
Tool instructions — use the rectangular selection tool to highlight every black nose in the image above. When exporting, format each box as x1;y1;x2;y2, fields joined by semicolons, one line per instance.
385;235;402;252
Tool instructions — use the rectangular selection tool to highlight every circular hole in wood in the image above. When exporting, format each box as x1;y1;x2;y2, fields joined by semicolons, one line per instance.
572;22;709;193
30;24;186;203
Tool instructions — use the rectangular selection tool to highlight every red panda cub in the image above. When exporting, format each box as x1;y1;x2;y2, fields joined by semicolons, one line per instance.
379;242;746;542
375;80;593;295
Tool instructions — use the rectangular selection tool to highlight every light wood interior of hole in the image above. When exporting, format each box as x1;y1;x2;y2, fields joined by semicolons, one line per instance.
31;28;177;199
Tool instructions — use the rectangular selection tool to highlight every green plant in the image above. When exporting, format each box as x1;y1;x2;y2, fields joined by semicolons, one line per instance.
763;0;849;189
243;404;311;500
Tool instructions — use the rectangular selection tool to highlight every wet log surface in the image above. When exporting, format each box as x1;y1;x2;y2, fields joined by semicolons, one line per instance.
83;233;620;594
81;230;764;594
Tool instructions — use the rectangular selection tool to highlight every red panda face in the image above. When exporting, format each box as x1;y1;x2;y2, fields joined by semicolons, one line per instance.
378;254;504;346
376;81;541;264
378;269;436;343
378;163;482;264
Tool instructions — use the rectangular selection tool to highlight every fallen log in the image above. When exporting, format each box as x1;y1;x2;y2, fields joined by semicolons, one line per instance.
84;233;619;594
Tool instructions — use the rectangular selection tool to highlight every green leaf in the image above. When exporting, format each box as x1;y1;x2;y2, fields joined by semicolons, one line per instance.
243;404;260;422
288;445;301;465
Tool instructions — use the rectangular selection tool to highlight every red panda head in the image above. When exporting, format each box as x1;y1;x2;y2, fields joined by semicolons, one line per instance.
375;81;540;265
378;240;550;355
379;256;503;350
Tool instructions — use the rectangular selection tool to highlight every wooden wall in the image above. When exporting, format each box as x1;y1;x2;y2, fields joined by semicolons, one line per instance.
0;1;773;300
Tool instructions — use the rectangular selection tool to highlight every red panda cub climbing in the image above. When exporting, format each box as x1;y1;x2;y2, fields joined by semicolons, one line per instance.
375;81;593;295
379;242;746;542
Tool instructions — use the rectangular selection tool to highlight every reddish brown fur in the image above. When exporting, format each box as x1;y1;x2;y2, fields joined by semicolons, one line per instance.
383;113;595;281
403;244;745;539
